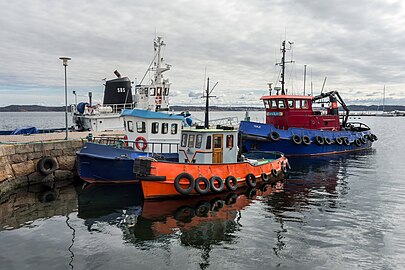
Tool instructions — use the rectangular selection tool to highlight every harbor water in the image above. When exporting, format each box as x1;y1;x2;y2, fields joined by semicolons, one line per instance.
1;112;404;269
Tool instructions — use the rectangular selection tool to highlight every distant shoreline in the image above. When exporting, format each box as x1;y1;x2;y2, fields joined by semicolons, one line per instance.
0;104;404;112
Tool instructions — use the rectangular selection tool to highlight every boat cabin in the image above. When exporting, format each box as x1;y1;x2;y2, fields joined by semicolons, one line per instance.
121;109;183;153
261;95;340;131
134;83;170;112
179;128;238;164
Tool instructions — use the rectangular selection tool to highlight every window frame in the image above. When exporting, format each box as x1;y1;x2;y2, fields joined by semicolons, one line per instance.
136;121;145;133
151;122;159;134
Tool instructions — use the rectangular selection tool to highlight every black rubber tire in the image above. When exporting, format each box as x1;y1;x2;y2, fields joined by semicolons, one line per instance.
292;135;302;145
37;156;58;175
360;137;367;144
174;173;195;195
324;137;333;145
225;176;238;191
271;169;278;177
302;135;311;145
210;198;224;211
195;201;210;217
281;161;288;174
269;131;280;141
364;134;371;140
355;139;362;147
371;134;378;141
315;136;324;145
245;173;257;188
195;177;210;195
261;173;269;182
343;137;350;145
335;137;343;145
225;193;238;205
173;206;195;223
210;176;224;193
246;187;257;199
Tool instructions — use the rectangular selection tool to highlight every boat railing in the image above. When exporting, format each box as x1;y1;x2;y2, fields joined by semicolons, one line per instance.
193;116;239;127
344;122;371;132
90;136;179;155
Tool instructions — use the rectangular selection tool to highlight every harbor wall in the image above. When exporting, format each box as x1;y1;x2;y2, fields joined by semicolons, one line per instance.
0;139;85;196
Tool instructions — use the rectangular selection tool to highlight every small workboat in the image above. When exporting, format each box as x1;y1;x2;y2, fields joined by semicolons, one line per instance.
239;40;378;156
134;127;288;199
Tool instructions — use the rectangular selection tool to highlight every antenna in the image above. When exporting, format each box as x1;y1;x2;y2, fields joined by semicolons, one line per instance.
303;65;307;95
320;76;327;94
203;77;218;128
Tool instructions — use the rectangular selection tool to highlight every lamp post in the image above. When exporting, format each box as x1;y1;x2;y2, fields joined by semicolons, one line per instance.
59;57;71;140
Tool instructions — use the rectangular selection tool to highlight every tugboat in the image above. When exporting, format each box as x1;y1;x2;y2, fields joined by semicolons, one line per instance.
239;41;378;156
72;36;172;131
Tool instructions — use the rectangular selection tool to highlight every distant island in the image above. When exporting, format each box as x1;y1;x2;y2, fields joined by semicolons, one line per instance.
0;104;404;112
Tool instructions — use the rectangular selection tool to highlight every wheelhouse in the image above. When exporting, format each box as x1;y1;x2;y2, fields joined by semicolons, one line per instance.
121;109;183;153
261;95;340;131
179;128;238;164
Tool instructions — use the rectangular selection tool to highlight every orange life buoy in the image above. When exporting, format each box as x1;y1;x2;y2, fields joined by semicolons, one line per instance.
155;96;162;104
135;136;147;151
123;135;129;147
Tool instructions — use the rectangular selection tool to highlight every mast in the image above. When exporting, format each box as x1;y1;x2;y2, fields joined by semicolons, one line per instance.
276;40;293;95
205;78;210;128
152;37;170;84
303;64;307;95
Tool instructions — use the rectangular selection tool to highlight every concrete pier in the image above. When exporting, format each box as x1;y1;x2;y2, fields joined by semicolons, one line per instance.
0;131;123;196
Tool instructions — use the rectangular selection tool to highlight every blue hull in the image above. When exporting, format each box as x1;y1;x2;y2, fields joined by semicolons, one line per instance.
239;121;374;156
77;142;178;183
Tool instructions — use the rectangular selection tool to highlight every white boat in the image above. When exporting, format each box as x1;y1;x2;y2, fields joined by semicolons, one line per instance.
72;37;172;131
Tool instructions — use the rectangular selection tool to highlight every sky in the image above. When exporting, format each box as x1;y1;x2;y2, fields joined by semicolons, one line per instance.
1;0;405;107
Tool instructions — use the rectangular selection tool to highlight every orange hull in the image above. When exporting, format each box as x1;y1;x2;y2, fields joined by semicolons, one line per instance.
141;156;288;199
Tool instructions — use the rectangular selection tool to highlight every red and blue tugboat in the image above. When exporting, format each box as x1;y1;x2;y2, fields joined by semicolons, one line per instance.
239;41;378;157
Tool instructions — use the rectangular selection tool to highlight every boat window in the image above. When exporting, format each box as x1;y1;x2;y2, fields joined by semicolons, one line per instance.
226;135;234;148
214;136;222;149
171;123;178;134
288;99;294;108
164;87;169;96
188;134;195;148
196;134;202;148
151;122;159;134
143;88;149;97
127;121;134;132
302;100;309;109
157;87;162;96
181;134;187;147
162;123;168;134
271;100;277;109
277;99;286;109
295;100;301;109
136;121;145;133
206;135;212;149
150;87;156;96
263;100;270;109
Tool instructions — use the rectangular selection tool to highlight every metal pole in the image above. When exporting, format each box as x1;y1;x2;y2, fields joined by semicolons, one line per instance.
303;64;307;95
59;57;71;140
64;65;68;140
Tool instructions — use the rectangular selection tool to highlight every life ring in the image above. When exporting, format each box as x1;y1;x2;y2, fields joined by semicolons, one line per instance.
225;176;238;191
302;135;311;145
343;137;350;145
291;135;302;145
360;137;367;144
261;172;269;182
245;173;257;188
37;156;58;175
269;131;280;141
354;139;362;147
135;136;148;151
271;169;278;177
335;137;343;145
174;173;195;195
209;176;224;193
123;135;129;147
315;136;324;145
195;177;210;195
324;137;333;145
155;96;162;104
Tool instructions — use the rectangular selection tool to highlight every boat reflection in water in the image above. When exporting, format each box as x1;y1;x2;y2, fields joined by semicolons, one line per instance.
76;181;284;244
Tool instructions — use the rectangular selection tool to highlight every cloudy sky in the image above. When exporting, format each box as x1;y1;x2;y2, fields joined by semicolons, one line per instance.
1;0;405;107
